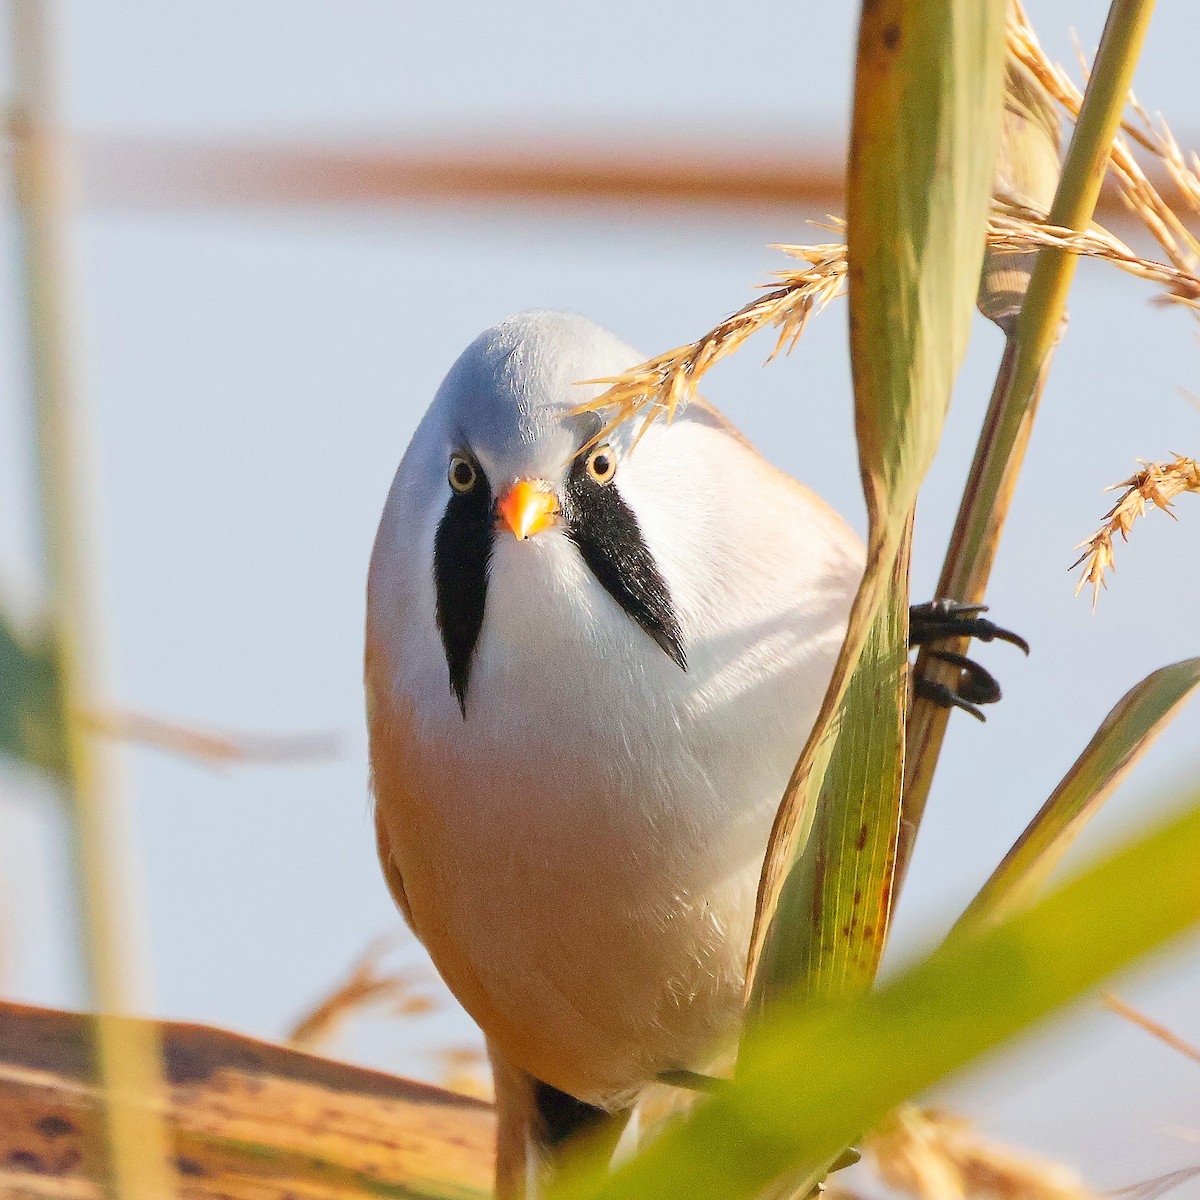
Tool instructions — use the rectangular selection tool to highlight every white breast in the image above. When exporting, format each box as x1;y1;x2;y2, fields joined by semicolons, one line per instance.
367;412;862;1108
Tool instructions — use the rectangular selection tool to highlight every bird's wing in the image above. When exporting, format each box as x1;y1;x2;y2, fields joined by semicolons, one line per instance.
373;797;415;928
366;624;419;930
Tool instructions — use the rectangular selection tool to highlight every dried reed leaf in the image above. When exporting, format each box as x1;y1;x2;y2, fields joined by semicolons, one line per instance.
866;1105;1095;1200
0;999;494;1200
287;934;439;1050
1071;456;1200;608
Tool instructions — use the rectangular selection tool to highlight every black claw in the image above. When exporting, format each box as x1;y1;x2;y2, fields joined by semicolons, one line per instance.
909;598;1030;655
925;650;1002;706
914;673;987;722
909;598;1028;719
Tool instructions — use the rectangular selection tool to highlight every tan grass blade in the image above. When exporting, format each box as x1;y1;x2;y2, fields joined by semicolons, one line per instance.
1103;994;1200;1065
957;657;1200;931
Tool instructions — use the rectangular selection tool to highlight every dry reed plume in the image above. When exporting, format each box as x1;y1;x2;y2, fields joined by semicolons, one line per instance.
575;6;1199;617
576;204;1199;439
1071;456;1200;609
988;199;1200;310
858;1105;1095;1200
578;4;1200;439
287;933;492;1097
1008;0;1200;283
287;934;438;1049
575;239;845;447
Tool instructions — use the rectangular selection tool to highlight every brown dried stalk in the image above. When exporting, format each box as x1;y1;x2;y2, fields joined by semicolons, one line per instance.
1104;993;1200;1065
1071;455;1200;609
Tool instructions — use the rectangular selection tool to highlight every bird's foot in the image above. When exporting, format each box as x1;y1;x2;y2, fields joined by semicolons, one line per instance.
909;599;1028;722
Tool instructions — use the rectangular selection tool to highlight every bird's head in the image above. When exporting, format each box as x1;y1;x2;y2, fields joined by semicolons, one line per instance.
374;311;687;717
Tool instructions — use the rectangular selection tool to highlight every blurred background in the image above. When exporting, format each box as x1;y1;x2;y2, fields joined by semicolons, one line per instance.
0;0;1197;1192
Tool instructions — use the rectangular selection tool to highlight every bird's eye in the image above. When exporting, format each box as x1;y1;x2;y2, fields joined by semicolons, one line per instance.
448;454;478;493
585;444;617;485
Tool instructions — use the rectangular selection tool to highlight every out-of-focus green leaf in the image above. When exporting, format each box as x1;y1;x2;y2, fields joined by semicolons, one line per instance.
959;657;1200;930
0;603;66;779
747;1;1008;1010
555;791;1200;1200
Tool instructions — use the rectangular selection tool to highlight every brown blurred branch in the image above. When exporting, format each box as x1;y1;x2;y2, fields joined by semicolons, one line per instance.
0;132;1187;221
86;708;339;768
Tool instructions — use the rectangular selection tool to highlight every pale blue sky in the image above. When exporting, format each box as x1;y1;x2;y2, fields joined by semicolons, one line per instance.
0;2;1198;1193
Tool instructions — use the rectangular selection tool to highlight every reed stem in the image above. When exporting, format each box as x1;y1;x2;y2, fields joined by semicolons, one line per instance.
9;2;175;1196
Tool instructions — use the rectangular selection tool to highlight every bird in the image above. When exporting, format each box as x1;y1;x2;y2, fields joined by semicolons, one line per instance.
365;310;1022;1197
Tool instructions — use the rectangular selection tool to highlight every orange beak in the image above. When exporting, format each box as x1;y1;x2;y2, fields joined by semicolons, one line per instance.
497;479;560;540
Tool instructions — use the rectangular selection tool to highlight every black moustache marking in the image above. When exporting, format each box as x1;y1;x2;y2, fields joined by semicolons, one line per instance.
433;464;493;716
564;458;686;671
